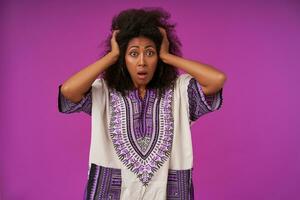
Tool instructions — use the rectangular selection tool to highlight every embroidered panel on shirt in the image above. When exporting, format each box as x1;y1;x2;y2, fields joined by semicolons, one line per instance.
84;163;121;200
126;89;158;158
167;169;194;200
187;78;223;121
109;88;174;186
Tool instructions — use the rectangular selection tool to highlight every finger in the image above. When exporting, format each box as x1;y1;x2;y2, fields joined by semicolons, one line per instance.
158;27;164;34
114;30;120;38
111;30;119;40
158;27;167;38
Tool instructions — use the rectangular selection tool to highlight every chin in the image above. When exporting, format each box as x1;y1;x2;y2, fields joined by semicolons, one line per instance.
134;79;150;86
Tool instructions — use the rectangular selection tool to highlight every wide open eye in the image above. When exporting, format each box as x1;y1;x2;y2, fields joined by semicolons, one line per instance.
146;50;156;56
129;51;138;57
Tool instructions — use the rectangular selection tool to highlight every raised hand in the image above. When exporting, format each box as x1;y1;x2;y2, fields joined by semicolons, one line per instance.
158;27;170;60
110;30;120;57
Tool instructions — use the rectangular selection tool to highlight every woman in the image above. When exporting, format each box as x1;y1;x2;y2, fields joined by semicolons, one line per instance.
58;7;226;200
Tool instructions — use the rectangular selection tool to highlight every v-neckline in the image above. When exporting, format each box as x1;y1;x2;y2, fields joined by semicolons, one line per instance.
128;88;157;102
134;88;148;101
138;90;147;101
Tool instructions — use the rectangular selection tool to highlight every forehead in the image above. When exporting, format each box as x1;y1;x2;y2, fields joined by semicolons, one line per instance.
127;36;156;49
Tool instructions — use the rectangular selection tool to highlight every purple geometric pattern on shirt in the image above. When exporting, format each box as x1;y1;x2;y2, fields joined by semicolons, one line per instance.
125;89;158;158
166;168;194;200
83;163;194;200
187;78;223;121
109;87;174;186
58;84;92;115
83;163;121;200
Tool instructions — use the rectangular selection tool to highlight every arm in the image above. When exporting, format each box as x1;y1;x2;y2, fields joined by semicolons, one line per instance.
60;30;120;103
158;28;227;95
161;54;226;95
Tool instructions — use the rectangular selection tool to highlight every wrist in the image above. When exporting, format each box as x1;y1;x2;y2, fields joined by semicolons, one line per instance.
160;53;172;63
107;52;119;63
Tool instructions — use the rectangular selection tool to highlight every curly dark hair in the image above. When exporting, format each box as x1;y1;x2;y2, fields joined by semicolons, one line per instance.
100;7;182;96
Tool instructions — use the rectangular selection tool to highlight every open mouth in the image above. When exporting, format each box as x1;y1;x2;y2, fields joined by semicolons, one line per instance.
137;72;147;79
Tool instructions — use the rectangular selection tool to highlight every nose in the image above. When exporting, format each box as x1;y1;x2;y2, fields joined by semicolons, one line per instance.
138;53;146;67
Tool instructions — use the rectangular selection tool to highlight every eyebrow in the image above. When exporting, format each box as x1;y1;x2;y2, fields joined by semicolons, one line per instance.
128;45;155;49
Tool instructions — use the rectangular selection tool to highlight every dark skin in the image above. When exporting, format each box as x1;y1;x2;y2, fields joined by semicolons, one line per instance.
60;28;226;103
125;36;158;98
117;27;226;98
158;27;226;96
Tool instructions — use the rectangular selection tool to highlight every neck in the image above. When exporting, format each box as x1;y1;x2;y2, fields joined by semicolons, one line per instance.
134;85;147;99
133;83;146;91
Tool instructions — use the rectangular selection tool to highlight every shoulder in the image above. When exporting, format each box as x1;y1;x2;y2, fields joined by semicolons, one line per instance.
92;77;107;87
90;78;110;92
174;73;194;89
90;78;110;99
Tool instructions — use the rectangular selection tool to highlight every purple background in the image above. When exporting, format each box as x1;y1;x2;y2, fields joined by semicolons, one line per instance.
1;0;299;199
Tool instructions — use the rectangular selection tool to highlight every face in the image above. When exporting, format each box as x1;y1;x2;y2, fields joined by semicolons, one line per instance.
125;36;158;89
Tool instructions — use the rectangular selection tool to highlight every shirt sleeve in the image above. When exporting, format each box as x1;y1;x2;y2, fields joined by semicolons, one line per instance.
58;84;92;116
187;76;223;121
